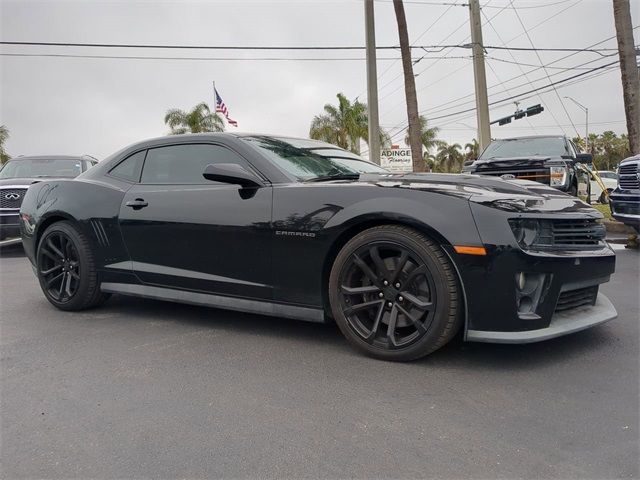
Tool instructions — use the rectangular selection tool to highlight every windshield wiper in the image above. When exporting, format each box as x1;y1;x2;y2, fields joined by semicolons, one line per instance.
305;173;360;182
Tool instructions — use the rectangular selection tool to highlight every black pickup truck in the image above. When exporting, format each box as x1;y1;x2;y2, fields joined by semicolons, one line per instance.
610;154;640;232
464;135;593;202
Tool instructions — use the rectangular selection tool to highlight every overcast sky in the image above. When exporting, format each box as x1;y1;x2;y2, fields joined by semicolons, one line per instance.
1;0;637;160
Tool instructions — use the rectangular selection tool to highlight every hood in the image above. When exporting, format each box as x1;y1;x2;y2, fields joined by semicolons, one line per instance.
0;176;71;187
358;172;599;217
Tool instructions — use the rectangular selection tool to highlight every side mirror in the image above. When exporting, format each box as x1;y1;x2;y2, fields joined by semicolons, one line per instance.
203;163;262;188
575;153;593;164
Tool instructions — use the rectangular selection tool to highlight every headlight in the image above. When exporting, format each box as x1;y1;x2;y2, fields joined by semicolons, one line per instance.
509;219;541;248
549;165;568;186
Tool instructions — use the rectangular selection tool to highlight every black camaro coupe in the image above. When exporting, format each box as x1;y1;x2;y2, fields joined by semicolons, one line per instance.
20;134;617;361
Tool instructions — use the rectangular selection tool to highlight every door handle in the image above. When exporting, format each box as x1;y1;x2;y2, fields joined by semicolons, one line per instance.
125;198;148;210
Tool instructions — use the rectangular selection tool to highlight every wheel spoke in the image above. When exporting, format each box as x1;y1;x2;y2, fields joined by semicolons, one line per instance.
352;253;381;287
364;302;385;343
404;264;427;285
41;248;59;263
400;292;433;311
64;272;73;297
69;270;80;280
397;303;427;334
390;251;409;284
344;299;384;316
45;271;64;287
58;272;66;297
369;246;391;279
41;264;62;276
386;305;400;347
341;285;380;295
46;237;64;259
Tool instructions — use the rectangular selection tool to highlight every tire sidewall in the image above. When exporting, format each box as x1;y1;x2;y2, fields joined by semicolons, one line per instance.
329;227;457;361
36;221;97;311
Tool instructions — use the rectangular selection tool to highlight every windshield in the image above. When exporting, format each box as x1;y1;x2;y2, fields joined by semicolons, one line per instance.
242;136;388;180
479;137;570;160
0;158;83;179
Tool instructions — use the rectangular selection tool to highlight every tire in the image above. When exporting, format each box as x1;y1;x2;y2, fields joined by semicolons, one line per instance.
599;189;613;205
36;221;110;311
328;225;461;361
568;183;578;197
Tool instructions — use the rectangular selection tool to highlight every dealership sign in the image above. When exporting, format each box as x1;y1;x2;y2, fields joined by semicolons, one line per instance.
380;148;413;172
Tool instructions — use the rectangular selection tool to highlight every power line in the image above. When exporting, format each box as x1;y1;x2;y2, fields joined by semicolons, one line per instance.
0;41;616;54
509;0;579;137
0;53;473;62
382;60;619;143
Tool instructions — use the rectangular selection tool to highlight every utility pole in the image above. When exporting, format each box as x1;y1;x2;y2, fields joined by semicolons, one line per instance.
468;0;491;152
364;0;381;164
393;0;424;172
613;0;640;154
564;96;589;151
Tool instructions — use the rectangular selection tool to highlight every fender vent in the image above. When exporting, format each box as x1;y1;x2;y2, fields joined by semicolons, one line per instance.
90;219;110;247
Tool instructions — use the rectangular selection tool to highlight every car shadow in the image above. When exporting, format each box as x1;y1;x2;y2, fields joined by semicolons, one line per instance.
94;293;617;371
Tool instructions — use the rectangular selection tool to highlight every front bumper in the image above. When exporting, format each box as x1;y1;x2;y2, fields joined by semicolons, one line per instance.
610;191;640;228
0;211;20;239
466;292;616;343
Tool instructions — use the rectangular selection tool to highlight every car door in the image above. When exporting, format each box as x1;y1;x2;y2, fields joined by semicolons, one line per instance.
118;142;273;300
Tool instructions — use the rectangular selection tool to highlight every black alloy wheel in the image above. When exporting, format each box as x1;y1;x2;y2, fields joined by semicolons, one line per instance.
36;221;110;311
329;225;461;361
38;230;81;303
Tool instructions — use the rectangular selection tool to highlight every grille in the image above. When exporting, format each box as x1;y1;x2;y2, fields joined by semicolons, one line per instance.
479;168;550;185
619;163;639;190
0;188;28;209
546;219;606;249
511;218;607;250
555;286;598;312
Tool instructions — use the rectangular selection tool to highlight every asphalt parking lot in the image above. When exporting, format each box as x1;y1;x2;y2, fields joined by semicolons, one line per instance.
1;243;638;479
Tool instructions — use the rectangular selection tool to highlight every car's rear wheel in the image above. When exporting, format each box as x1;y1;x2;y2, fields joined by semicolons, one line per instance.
328;225;461;361
36;221;110;311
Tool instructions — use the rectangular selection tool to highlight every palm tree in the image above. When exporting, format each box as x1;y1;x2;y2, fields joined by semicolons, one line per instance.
310;93;382;155
164;102;225;134
436;142;463;173
464;138;480;160
393;0;423;171
0;125;10;164
405;116;441;167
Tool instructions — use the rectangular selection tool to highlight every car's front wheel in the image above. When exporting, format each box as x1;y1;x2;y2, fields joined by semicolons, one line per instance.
328;225;461;361
36;221;110;311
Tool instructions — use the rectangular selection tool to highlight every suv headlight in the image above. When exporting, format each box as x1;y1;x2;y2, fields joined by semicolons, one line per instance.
549;165;568;186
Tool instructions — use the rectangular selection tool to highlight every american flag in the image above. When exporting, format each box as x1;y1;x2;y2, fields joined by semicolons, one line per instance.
214;87;238;127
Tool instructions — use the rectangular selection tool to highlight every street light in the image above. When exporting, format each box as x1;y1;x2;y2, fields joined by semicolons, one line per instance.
564;96;589;151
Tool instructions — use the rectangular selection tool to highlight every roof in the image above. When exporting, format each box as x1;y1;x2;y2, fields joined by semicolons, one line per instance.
492;135;568;141
8;155;88;161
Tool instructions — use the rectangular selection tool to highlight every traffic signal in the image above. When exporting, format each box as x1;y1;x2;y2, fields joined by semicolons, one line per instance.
514;110;526;120
498;117;512;126
525;104;544;117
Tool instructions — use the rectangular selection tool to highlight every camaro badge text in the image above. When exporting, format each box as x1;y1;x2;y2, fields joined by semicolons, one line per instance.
275;230;316;238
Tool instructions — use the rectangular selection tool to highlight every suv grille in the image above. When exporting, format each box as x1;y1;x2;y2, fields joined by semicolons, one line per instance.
619;163;639;190
555;286;598;312
0;188;28;209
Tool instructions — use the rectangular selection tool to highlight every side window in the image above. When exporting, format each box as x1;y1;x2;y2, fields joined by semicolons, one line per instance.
109;150;146;182
140;144;246;184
